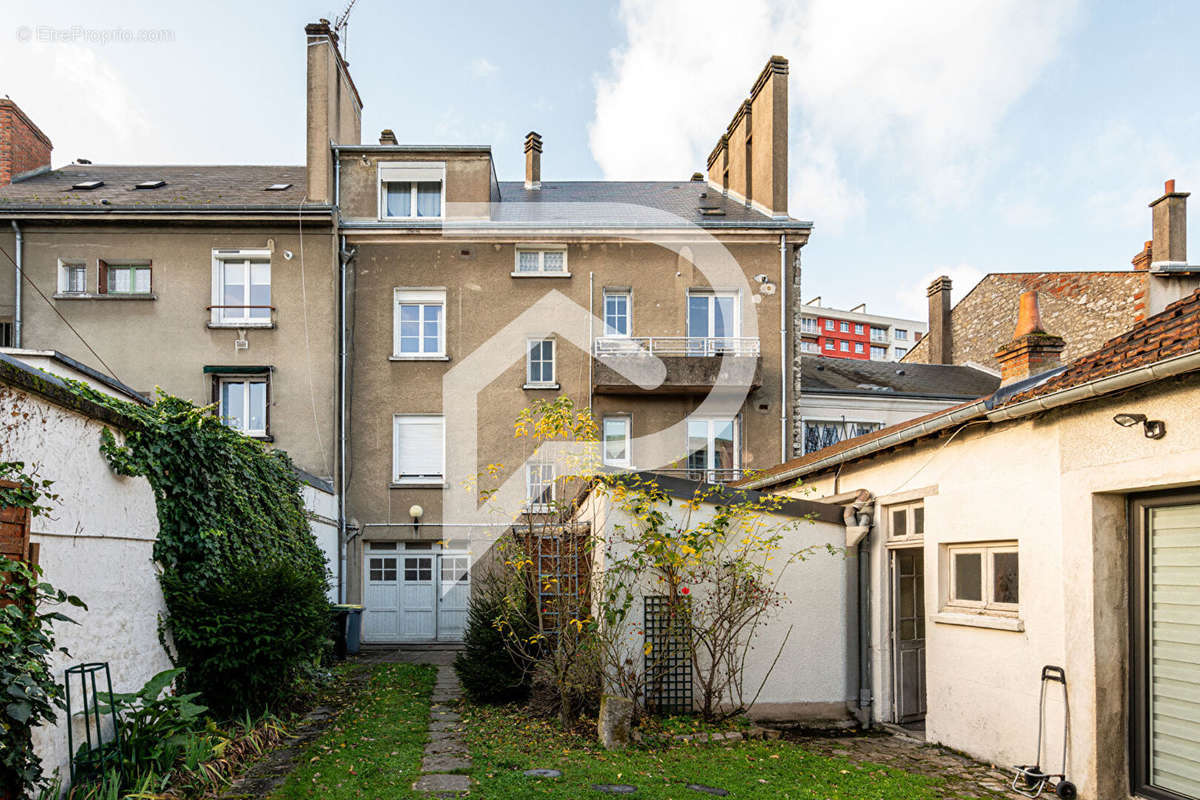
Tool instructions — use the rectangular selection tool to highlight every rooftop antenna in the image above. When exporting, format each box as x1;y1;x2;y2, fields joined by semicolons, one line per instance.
333;0;359;60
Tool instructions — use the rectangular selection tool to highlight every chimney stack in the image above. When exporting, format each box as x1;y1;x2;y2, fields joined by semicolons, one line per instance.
1150;179;1188;268
0;98;52;186
926;276;953;365
379;129;397;145
305;19;363;203
524;132;542;190
993;291;1065;385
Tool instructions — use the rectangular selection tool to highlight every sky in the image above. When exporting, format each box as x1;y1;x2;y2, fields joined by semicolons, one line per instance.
3;0;1197;321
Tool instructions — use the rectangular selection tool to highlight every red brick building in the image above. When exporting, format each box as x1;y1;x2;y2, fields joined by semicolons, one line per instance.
0;99;52;186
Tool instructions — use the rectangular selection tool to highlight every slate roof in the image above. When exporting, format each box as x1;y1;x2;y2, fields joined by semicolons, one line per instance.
801;356;999;399
0;164;321;211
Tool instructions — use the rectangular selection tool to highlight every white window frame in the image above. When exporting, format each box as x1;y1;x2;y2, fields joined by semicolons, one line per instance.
392;414;446;485
840;321;850;333
945;542;1019;613
686;416;740;480
217;375;269;437
800;317;819;334
825;319;835;331
687;290;741;341
824;340;835;350
602;415;632;468
210;249;272;326
525;460;556;512
525;337;557;388
855;342;865;354
870;345;887;360
895;346;908;359
800;341;819;354
603;289;632;337
895;328;909;341
392;288;447;359
101;261;152;295
840;340;850;352
512;245;570;277
854;323;865;335
870;327;888;342
378;162;446;221
886;501;925;543
57;259;87;294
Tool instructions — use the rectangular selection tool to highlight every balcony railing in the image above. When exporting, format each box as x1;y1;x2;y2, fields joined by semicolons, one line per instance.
650;468;751;484
593;336;761;358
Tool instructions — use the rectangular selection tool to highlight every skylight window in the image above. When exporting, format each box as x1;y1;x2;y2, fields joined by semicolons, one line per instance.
134;180;165;189
266;183;292;191
72;180;104;190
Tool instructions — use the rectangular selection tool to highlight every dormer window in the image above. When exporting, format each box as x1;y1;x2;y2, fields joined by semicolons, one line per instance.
379;162;444;220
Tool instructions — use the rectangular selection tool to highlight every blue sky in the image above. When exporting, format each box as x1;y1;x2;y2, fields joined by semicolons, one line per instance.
3;0;1197;320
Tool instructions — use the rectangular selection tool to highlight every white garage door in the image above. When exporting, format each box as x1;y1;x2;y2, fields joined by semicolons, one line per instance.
362;543;471;643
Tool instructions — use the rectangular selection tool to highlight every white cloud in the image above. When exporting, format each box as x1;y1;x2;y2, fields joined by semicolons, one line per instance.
589;0;1079;231
470;58;498;79
896;264;986;320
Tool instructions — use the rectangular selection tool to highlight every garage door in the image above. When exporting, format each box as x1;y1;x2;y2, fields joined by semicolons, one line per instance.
361;544;471;643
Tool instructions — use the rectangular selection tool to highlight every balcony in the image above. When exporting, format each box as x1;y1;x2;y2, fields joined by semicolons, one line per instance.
592;336;762;395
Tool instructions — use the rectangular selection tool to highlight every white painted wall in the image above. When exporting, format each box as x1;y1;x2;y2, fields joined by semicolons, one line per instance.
0;384;170;790
300;481;338;601
775;375;1200;800
577;487;850;721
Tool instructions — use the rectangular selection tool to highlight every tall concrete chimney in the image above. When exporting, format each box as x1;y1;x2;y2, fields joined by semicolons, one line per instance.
926;275;953;365
305;20;363;203
0;98;52;186
993;291;1065;385
379;129;397;146
1150;179;1188;267
524;132;542;190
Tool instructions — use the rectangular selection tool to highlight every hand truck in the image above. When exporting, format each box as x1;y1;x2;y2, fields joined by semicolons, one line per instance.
1011;665;1077;799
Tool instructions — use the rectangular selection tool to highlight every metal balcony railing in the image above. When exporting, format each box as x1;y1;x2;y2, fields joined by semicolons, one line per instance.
593;336;760;358
650;468;750;484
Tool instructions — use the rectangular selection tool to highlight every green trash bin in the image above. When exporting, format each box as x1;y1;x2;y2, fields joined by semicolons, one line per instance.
334;604;365;655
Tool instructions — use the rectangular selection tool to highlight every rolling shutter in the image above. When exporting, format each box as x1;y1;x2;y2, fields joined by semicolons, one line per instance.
393;416;444;481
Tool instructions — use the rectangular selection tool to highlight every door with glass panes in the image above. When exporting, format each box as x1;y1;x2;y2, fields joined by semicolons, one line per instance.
361;544;471;643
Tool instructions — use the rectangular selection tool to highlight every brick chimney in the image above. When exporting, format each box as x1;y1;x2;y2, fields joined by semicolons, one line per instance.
305;20;363;203
524;132;542;190
1150;179;1188;268
1132;240;1153;271
993;291;1065;385
926;275;953;365
0;98;52;186
379;129;397;145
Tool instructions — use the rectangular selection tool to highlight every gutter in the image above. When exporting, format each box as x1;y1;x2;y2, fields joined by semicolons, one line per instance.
779;234;788;462
10;221;20;347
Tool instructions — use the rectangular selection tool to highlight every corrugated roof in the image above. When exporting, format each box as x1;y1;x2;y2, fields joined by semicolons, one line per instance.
801;356;999;399
0;164;321;211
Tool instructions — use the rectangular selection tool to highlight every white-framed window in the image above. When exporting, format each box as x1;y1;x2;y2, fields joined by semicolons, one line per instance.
888;501;925;541
800;317;819;334
393;288;446;358
895;346;908;359
870;327;888;342
526;461;556;511
895;328;909;341
211;250;271;325
802;419;883;455
824;340;834;350
603;416;631;468
800;341;819;354
526;338;556;387
393;415;445;484
379;162;444;220
870;345;887;360
854;323;865;335
100;261;151;295
603;289;631;337
513;246;568;276
825;319;835;331
855;342;864;354
686;417;739;481
840;321;850;333
840;341;850;352
945;542;1019;612
58;259;87;294
687;291;740;347
217;375;269;437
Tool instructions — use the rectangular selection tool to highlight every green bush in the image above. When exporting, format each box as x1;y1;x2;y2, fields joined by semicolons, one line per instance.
454;589;532;704
162;559;331;715
96;668;206;776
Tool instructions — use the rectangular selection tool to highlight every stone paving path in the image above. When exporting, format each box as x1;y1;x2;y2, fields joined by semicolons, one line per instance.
411;664;472;797
793;730;1030;799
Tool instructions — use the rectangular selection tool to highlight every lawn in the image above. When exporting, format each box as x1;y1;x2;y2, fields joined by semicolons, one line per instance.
270;663;436;800
462;703;951;799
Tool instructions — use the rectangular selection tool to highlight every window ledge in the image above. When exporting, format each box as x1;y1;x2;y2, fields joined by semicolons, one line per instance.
510;272;572;278
523;382;561;390
54;293;157;301
389;481;446;489
932;611;1024;632
389;355;450;362
208;322;276;330
249;434;275;443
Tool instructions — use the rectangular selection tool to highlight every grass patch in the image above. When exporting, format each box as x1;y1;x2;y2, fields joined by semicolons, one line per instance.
270;663;435;800
462;703;966;799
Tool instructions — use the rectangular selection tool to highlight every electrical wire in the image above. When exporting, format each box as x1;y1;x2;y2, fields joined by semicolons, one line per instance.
884;419;989;496
0;242;126;385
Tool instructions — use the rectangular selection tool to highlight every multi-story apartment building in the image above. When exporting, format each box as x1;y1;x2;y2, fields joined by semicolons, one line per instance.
798;298;923;361
0;22;813;643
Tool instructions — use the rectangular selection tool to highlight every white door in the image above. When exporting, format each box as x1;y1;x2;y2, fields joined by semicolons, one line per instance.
400;555;437;640
362;554;400;642
438;554;471;641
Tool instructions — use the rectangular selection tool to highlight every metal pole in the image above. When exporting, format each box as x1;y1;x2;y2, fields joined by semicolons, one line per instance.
11;221;22;347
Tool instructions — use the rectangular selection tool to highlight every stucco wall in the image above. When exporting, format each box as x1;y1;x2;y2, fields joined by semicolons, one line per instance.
0;384;169;789
774;373;1200;800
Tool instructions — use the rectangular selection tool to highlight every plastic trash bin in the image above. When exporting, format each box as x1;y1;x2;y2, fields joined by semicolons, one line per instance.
331;605;351;659
343;605;364;654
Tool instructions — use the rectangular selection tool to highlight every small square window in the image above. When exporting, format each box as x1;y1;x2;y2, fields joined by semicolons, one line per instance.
514;247;569;276
840;341;850;352
887;501;924;541
369;557;398;583
855;342;864;353
100;262;152;295
895;328;909;340
393;289;446;358
824;340;834;349
855;324;864;335
217;374;269;437
404;556;433;582
59;261;87;294
840;321;849;332
946;543;1019;612
825;320;835;330
379;163;445;219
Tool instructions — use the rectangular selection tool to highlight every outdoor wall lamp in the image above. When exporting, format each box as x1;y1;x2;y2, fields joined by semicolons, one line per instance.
409;504;424;534
1113;412;1166;440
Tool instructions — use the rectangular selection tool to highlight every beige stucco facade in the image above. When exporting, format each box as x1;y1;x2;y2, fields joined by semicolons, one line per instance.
767;373;1200;800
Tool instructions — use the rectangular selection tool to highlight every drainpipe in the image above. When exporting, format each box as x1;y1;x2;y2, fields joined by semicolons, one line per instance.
843;489;875;726
779;234;788;462
11;221;22;347
334;150;346;604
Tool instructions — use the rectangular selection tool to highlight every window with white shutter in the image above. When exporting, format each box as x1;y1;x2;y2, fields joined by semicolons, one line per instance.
393;415;445;484
512;246;569;276
378;162;445;220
